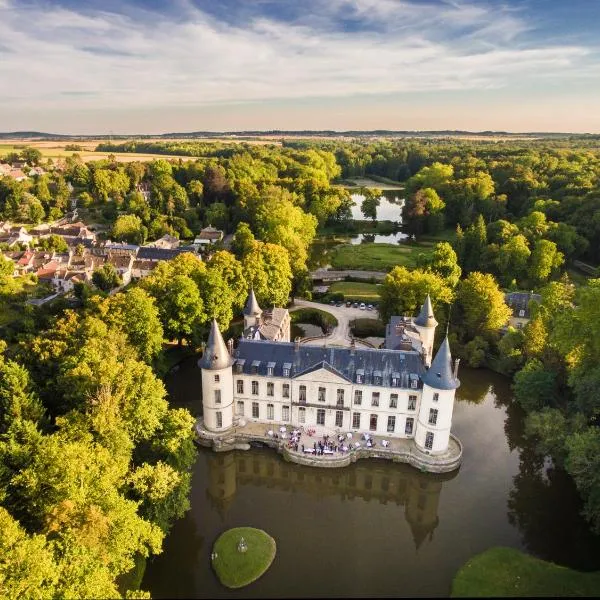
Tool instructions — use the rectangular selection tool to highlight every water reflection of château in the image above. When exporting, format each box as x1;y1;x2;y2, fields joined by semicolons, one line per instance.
205;449;458;550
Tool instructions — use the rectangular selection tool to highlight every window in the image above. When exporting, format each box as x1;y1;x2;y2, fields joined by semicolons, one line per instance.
389;394;398;409
405;417;414;435
408;395;417;411
374;375;381;386
371;392;380;407
214;389;221;404
369;414;378;432
411;379;418;389
216;411;222;428
429;408;438;425
282;406;290;421
252;402;259;418
236;363;243;374
335;410;343;428
387;416;396;433
283;367;290;377
251;364;258;374
352;412;361;429
354;390;362;405
337;389;344;406
267;382;274;397
252;380;259;395
299;385;306;403
392;377;398;386
236;401;244;416
214;374;220;383
237;380;244;394
298;407;306;423
425;431;434;450
318;387;326;402
433;392;439;403
267;403;274;420
267;366;274;376
283;383;290;398
356;373;363;384
519;309;525;317
317;409;325;426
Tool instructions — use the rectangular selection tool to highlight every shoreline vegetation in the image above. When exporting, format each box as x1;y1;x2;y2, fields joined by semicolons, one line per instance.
451;547;600;597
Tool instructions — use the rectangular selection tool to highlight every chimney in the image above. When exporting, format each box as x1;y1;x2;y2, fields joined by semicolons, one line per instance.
295;336;301;352
227;338;234;356
453;358;460;379
350;338;356;356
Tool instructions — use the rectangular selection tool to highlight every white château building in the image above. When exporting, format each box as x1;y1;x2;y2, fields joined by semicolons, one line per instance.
200;293;460;456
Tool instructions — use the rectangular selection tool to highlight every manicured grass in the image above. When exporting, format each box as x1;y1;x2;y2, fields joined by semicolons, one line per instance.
212;527;276;589
330;243;433;272
290;307;338;329
451;547;600;597
328;281;381;301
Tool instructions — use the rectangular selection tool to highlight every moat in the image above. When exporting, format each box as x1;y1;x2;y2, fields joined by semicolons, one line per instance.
142;358;600;598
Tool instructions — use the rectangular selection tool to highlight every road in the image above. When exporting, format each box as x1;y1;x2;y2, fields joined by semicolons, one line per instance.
291;298;380;348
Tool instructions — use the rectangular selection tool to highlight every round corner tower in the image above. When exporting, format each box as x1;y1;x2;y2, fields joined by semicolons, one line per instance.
415;336;460;455
413;294;438;367
199;319;234;432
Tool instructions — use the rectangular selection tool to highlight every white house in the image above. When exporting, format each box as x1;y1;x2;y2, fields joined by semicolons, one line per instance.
200;294;460;457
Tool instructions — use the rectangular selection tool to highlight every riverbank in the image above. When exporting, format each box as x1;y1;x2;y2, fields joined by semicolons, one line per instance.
451;547;600;597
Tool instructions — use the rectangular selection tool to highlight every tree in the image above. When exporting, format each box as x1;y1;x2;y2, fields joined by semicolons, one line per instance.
379;266;454;324
38;234;68;253
21;147;43;166
454;272;511;342
360;188;381;221
422;242;461;287
112;214;146;245
159;275;204;344
92;264;122;292
513;358;556;412
460;215;488;274
528;239;564;286
231;222;256;258
495;234;530;286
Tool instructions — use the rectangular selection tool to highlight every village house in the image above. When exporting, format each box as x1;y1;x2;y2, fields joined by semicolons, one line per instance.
505;291;542;329
194;226;224;248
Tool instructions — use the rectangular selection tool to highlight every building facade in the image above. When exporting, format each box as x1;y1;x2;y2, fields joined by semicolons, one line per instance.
200;294;460;456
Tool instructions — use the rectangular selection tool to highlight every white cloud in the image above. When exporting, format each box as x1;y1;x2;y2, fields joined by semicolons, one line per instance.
0;0;596;117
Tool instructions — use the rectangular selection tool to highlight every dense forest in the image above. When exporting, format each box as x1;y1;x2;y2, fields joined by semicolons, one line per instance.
2;136;600;595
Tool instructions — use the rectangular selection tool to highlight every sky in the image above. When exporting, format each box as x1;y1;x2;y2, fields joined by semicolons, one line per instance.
1;0;599;134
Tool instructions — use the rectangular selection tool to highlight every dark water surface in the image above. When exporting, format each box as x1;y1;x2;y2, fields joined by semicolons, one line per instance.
143;360;600;598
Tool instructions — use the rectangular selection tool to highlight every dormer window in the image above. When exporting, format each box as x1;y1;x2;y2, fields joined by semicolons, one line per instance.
519;309;525;317
411;379;418;389
251;360;260;374
235;359;245;374
356;369;364;384
267;361;276;377
283;362;291;377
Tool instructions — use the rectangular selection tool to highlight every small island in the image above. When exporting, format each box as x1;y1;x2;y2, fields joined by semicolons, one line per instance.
211;527;276;589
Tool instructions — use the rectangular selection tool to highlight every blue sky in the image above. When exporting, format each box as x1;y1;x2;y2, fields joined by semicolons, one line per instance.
1;0;599;133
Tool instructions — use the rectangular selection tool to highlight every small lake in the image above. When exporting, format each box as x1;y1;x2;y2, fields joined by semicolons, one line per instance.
291;322;323;340
142;360;600;598
350;191;405;222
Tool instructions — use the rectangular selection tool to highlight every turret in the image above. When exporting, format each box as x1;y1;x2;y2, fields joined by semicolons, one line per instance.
413;295;437;367
415;336;459;455
243;288;262;331
199;319;234;432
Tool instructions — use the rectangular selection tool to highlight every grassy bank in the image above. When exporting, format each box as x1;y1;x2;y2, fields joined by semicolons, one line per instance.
212;527;276;589
319;220;399;235
328;281;381;301
451;547;600;597
330;243;433;271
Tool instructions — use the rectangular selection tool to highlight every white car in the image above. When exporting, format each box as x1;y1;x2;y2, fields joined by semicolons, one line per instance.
359;303;366;310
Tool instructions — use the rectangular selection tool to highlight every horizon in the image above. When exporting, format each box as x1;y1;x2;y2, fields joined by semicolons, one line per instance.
2;0;600;134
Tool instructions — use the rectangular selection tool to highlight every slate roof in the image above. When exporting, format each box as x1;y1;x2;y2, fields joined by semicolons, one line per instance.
243;289;262;316
385;316;423;353
199;319;234;370
414;295;437;328
137;247;187;261
421;337;460;390
505;292;541;319
232;339;425;388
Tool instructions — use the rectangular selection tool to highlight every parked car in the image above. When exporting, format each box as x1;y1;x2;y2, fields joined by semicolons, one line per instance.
352;302;359;308
367;304;374;311
359;303;366;310
346;301;352;307
336;301;343;307
330;300;335;305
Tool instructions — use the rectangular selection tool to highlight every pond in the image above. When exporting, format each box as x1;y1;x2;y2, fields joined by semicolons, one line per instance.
291;322;324;340
142;360;600;598
350;190;405;223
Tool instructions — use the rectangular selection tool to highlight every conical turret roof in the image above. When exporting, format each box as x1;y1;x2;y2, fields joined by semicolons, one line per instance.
422;336;459;390
199;319;233;370
414;295;438;328
243;289;262;316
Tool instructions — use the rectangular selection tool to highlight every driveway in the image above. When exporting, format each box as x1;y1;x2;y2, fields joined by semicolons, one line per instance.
291;298;380;348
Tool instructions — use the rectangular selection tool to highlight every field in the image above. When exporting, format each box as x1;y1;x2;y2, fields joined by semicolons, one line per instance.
451;547;600;597
328;281;381;301
330;242;433;271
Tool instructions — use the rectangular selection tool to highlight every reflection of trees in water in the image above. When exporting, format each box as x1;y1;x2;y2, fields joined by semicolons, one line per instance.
503;393;600;570
455;367;495;404
205;448;457;551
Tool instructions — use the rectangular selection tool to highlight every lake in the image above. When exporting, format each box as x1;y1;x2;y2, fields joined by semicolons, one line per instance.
142;360;600;598
350;191;406;224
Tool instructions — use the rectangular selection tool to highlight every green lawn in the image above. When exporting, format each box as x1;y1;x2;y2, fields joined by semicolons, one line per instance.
330;243;433;271
212;527;276;589
328;281;381;301
451;547;600;597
